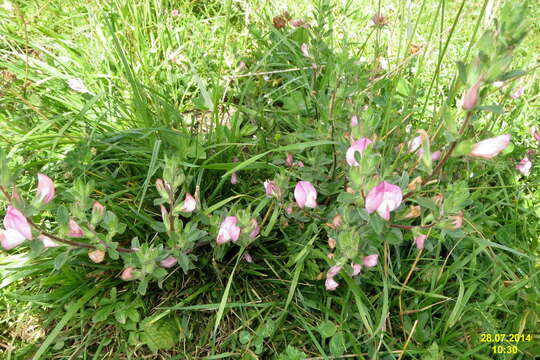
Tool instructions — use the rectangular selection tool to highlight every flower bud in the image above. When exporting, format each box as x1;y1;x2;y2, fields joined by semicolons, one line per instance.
415;235;427;250
530;126;540;142
285;153;294;167
230;173;238;184
120;267;137;281
244;252;253;263
68;218;84;237
88;249;105;263
160;255;177;268
351;263;362;276
155;179;171;201
325;277;339;291
462;79;482;110
91;201;105;225
350;115;359;127
248;218;260;239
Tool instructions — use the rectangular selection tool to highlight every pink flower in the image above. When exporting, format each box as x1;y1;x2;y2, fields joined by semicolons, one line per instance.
351;115;359;127
450;211;464;229
68;218;84;237
511;85;525;99
294;181;317;209
407;135;423;154
530;126;540;142
160;255;177;268
415;235;427;250
325;277;339;291
301;43;310;57
67;78;89;93
171;9;179;17
92;201;105;223
121;267;136;281
285;153;294;166
295;161;304;167
285;204;293;214
155;179;171;199
0;229;26;250
264;180;280;198
327;265;341;278
249;218;260;239
516;157;532;176
346;138;373;166
462;79;482;110
291;19;310;28
181;193;196;212
244;252;253;263
365;181;403;220
88;250;105;263
363;254;378;268
351;263;362;276
36;173;55;204
39;234;59;248
216;216;241;244
231;173;238;184
431;151;442;161
469;134;511;159
4;206;32;240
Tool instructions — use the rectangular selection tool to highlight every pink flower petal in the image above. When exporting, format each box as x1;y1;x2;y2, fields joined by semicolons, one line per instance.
4;206;32;240
469;134;511;159
160;255;178;268
37;173;55;204
294;181;317;209
346;138;373;166
0;228;26;250
325;277;339;291
363;254;378;268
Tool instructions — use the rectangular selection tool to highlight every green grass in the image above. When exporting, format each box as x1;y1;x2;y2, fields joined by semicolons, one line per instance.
0;0;539;359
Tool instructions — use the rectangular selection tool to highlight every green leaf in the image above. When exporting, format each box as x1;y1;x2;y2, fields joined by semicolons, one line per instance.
476;105;504;114
317;320;336;338
140;319;178;353
54;252;69;271
238;330;251;345
92;305;114;323
329;332;346;356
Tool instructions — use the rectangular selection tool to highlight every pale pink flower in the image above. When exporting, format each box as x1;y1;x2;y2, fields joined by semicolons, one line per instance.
415;235;427;250
363;254;378;268
515;157;532;176
511;85;525;99
0;229;26;250
249;218;260;239
294;181;317;209
68;218;84;237
462;79;482;110
327;265;341;278
171;9;179;17
238;61;246;71
231;173;238;184
350;115;359;127
88;249;105;263
92;201;105;216
181;193;196;212
160;255;178;268
4;206;32;240
285;153;294;166
264;180;279;198
121;267;136;281
346;138;373;166
365;181;403;221
450;211;464;229
295;161;304;167
244;252;253;263
469;134;511;159
301;43;309;57
216;216;241;244
67;78;89;93
39;234;59;248
351;263;362;276
530;126;540;142
407;135;423;154
36;173;55;204
431;151;442;161
155;179;171;199
325;277;339;291
291;19;310;28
